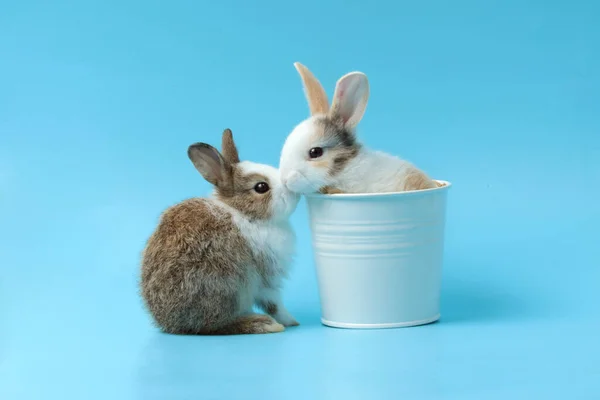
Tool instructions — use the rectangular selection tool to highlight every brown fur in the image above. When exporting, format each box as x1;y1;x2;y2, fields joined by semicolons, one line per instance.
295;62;330;115
140;130;285;335
217;170;272;221
309;116;362;177
255;300;299;326
330;147;360;176
319;186;345;194
402;169;438;191
189;133;273;221
221;128;240;164
312;160;329;169
258;300;278;316
207;314;284;335
141;199;255;334
313;116;354;146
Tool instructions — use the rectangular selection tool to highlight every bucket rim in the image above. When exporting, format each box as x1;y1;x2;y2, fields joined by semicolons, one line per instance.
305;179;452;200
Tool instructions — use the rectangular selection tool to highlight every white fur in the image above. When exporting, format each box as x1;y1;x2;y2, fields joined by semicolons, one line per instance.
280;122;420;194
255;287;298;326
280;118;331;193
330;72;369;127
210;161;299;326
237;161;299;221
280;64;431;194
330;148;419;193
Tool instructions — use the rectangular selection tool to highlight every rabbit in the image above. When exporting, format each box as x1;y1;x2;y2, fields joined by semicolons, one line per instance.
140;129;300;335
279;62;438;195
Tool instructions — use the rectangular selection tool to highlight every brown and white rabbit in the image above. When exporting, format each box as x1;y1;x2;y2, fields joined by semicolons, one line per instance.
140;129;300;335
279;62;437;195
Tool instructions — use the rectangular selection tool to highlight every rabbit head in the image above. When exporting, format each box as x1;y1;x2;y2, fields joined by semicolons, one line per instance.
279;62;369;194
189;129;299;221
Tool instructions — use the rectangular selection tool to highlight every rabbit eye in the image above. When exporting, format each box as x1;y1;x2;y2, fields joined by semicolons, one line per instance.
309;147;324;159
254;182;270;194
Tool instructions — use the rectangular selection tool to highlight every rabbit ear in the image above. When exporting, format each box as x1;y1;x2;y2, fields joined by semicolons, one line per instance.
330;71;369;129
221;128;240;164
188;142;231;187
294;62;330;116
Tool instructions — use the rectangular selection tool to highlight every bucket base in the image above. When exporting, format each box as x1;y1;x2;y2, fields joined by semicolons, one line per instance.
321;314;440;329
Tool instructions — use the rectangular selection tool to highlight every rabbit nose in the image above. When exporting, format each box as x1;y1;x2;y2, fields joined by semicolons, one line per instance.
283;171;300;189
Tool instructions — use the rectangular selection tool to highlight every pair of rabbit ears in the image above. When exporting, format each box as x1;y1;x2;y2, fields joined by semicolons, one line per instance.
188;129;239;187
295;62;369;128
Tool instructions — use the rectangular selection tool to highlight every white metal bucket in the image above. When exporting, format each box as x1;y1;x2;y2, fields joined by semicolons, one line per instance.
305;180;451;329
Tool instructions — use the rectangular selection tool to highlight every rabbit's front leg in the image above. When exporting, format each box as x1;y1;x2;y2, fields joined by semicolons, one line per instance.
255;287;299;327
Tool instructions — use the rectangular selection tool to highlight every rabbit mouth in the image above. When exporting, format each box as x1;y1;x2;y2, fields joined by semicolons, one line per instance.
283;171;319;194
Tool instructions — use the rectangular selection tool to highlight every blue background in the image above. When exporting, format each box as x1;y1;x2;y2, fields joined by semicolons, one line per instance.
1;0;599;399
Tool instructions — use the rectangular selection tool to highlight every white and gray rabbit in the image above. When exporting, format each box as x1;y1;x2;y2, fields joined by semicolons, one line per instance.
141;129;300;335
279;62;437;195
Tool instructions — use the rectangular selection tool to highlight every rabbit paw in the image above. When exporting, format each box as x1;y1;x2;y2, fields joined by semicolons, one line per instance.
319;186;344;195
